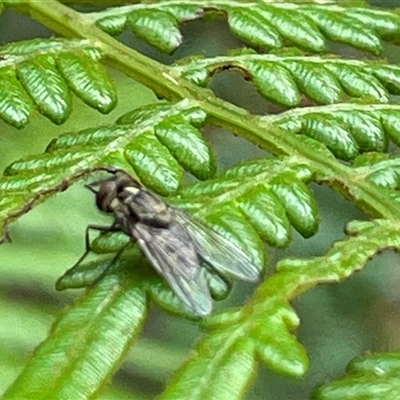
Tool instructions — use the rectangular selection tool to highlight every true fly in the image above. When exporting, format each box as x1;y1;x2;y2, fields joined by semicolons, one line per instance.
67;168;260;316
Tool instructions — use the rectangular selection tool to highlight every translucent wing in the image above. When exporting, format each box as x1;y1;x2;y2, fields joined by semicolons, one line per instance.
132;222;213;316
174;210;260;282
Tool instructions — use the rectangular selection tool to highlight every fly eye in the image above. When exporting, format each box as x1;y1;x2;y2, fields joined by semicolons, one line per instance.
96;180;117;212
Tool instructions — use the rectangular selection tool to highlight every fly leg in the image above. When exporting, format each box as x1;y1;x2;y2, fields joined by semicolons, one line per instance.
90;241;131;286
56;224;125;290
65;224;119;274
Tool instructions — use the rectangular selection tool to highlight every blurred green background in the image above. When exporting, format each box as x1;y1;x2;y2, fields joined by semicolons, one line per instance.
1;2;400;399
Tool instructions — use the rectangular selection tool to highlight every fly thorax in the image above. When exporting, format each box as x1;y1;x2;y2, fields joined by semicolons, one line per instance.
109;199;132;234
123;187;172;227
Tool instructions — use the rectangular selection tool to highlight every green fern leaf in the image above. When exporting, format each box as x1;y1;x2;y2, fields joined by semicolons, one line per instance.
127;9;183;53
354;153;400;189
160;301;308;399
6;215;400;398
0;39;116;127
0;100;215;242
174;158;318;241
269;105;400;160
2;258;147;400
118;104;215;182
299;5;383;54
17;54;72;123
173;54;400;106
313;352;400;400
93;2;399;54
2;2;400;399
160;218;400;398
0;67;34;127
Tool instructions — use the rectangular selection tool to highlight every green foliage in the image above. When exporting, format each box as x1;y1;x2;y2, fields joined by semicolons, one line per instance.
0;100;214;241
176;53;400;105
94;1;399;54
313;352;400;399
1;1;400;399
271;104;400;160
3;257;148;400
0;39;116;127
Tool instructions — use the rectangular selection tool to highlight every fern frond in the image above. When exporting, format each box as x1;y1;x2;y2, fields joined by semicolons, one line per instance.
268;104;400;160
354;153;400;189
54;156;319;311
0;38;116;127
3;100;400;246
175;157;318;240
161;218;400;398
313;351;400;399
0;100;215;242
0;125;320;266
2;1;400;399
174;53;400;106
92;2;399;54
4;3;396;130
2;258;147;400
4;215;400;398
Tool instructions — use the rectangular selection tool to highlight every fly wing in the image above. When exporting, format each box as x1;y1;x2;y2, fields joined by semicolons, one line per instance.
132;222;213;316
174;210;260;282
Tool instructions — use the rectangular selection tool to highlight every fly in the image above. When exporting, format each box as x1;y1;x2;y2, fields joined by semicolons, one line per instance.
65;167;260;316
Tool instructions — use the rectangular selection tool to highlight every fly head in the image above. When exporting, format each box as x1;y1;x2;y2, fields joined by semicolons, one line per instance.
88;170;172;228
94;172;138;213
